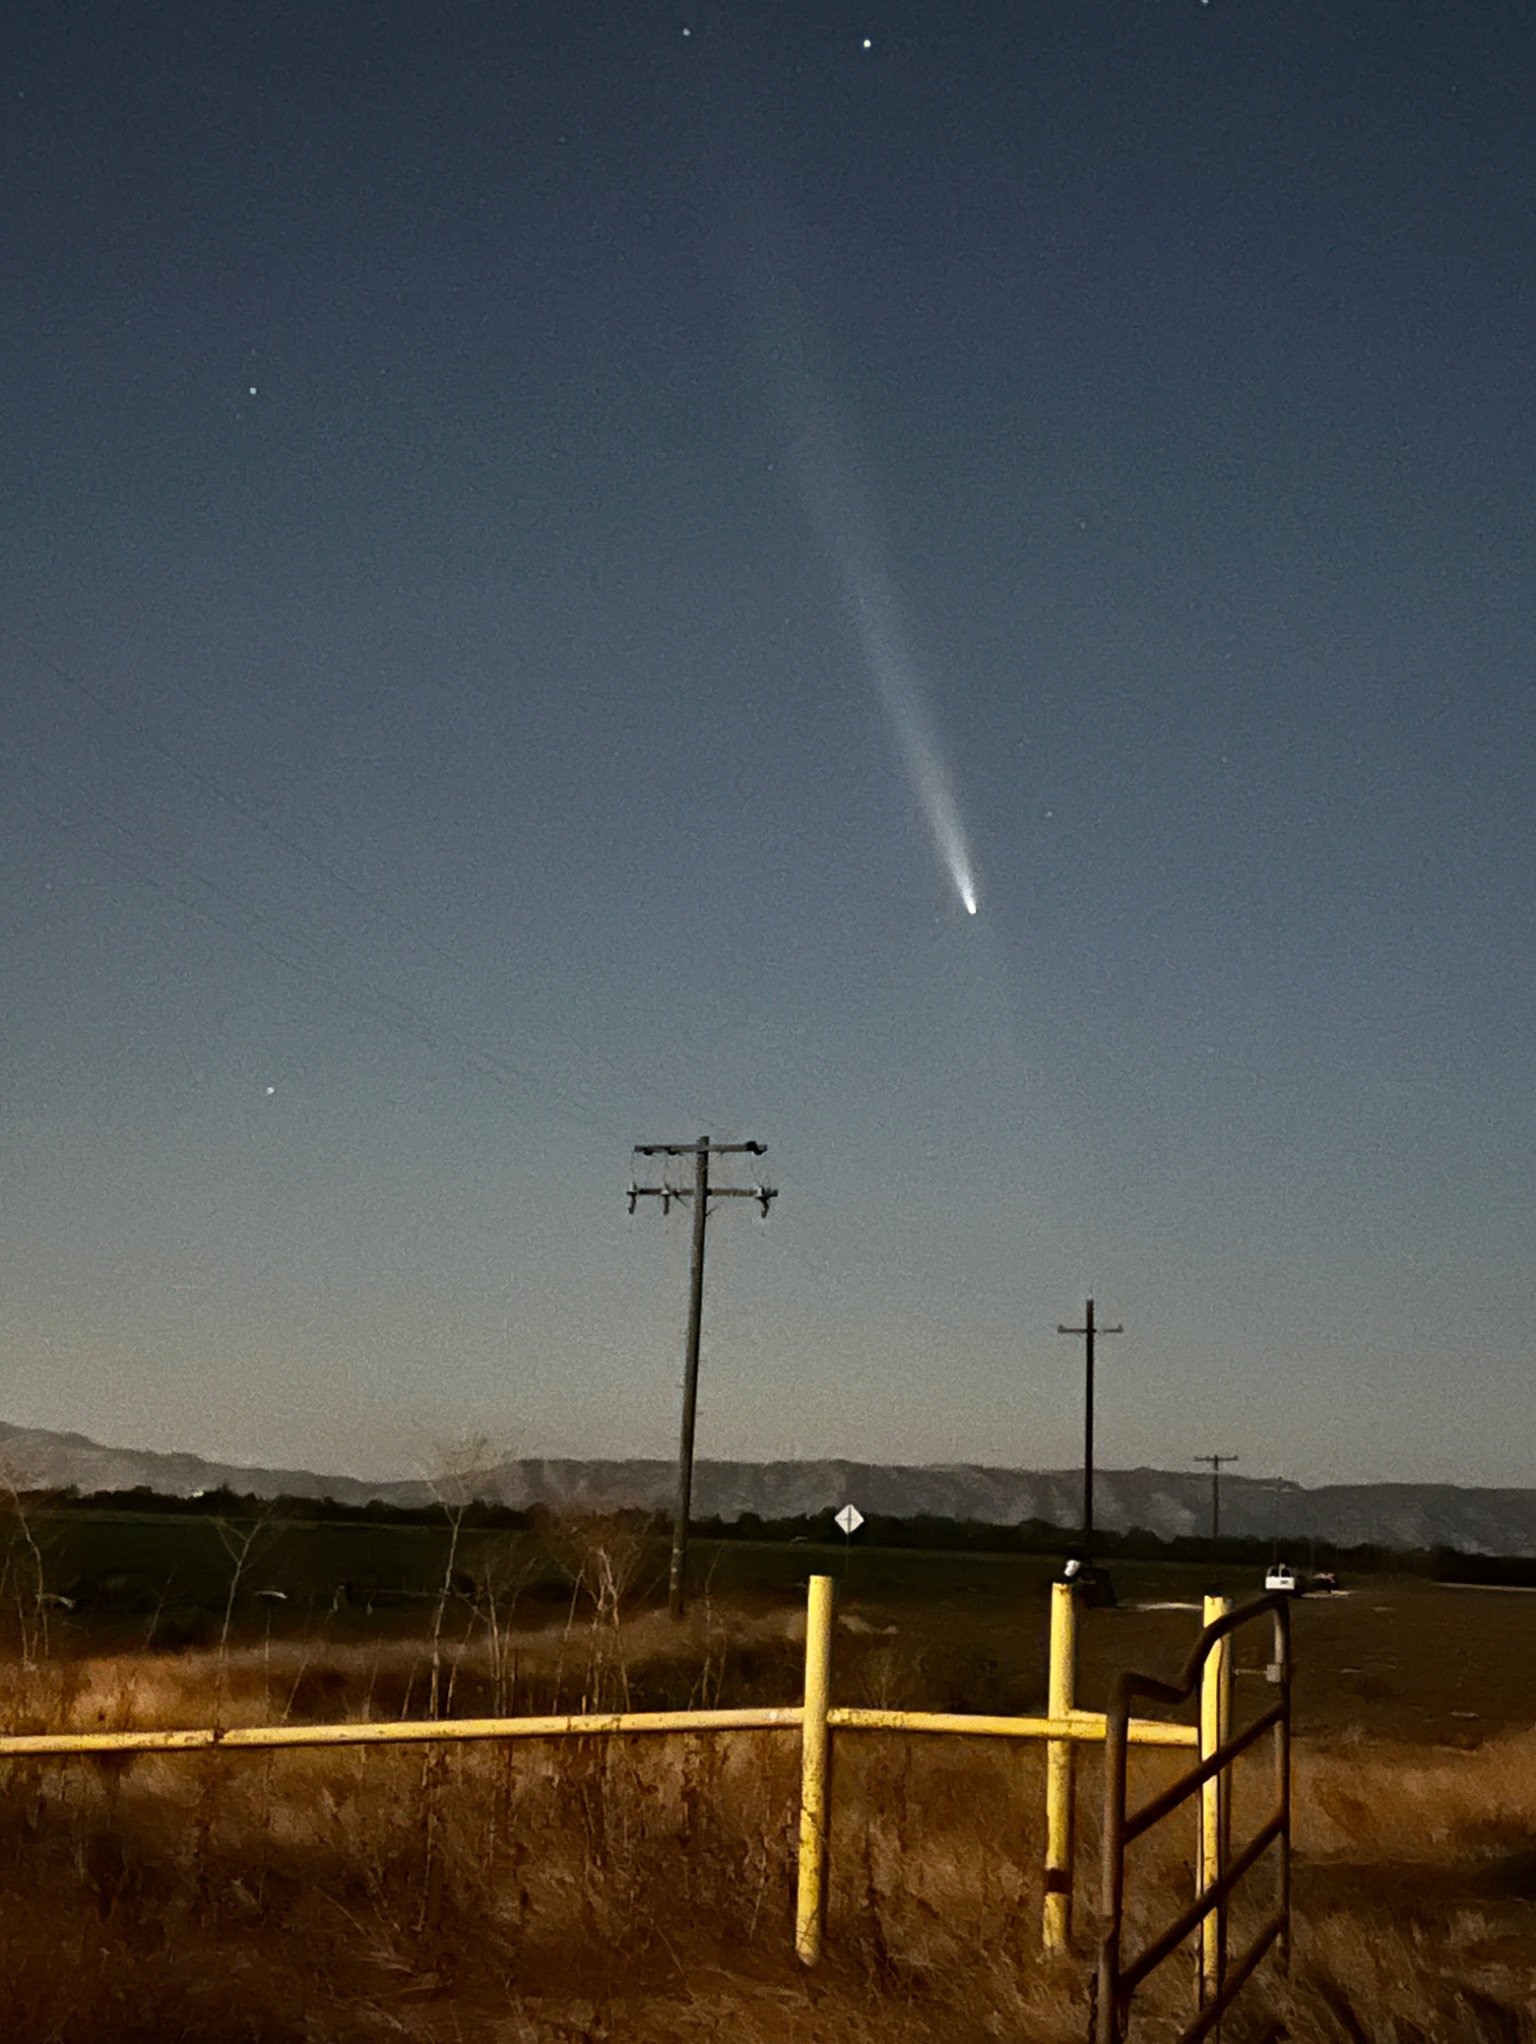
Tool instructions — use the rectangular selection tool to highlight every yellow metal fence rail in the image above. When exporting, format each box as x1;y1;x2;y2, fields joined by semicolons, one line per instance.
0;1573;1221;1978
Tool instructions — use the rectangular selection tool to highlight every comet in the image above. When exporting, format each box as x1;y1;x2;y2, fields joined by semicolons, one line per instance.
784;379;980;920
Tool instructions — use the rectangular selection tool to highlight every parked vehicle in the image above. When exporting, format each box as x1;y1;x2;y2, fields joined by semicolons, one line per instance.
1264;1562;1300;1594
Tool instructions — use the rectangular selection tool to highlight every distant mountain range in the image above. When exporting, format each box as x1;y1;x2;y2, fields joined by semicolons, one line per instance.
4;1420;1536;1556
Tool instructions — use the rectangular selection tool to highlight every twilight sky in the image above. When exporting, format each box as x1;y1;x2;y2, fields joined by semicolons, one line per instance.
3;0;1534;1489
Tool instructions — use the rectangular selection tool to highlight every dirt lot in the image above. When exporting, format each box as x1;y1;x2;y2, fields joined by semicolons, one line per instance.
705;1541;1536;1746
1068;1571;1536;1747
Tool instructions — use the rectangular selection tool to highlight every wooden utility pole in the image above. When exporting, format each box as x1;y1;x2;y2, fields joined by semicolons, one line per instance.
1195;1452;1239;1563
1057;1298;1122;1573
629;1138;776;1618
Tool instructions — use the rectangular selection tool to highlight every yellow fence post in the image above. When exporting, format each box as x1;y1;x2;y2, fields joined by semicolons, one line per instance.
795;1573;835;1965
1199;1593;1233;2007
1043;1578;1077;1950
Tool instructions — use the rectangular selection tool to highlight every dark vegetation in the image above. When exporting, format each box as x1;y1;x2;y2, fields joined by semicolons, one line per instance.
1;1485;1529;1666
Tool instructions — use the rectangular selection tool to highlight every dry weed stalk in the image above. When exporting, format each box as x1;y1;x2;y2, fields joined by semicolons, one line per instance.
548;1513;654;1713
211;1504;281;1663
0;1463;61;1669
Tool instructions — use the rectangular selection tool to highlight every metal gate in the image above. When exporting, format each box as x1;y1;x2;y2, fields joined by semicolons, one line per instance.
1094;1590;1292;2044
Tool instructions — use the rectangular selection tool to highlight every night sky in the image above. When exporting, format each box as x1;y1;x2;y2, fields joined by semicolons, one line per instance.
4;1;1534;1489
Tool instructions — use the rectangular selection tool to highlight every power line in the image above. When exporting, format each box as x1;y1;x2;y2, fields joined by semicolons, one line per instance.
0;621;466;970
5;645;710;1148
8;783;609;1128
3;623;657;1127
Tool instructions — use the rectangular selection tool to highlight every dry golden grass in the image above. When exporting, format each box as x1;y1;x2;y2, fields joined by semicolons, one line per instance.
1301;1727;1536;1864
1272;1732;1536;2043
0;1602;1532;2040
0;1645;1077;2042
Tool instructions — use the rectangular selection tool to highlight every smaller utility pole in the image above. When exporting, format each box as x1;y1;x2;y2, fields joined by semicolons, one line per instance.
1057;1299;1122;1576
629;1138;777;1619
1195;1452;1239;1565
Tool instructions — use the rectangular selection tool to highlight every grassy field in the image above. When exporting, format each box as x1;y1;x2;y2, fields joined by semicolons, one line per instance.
0;1524;1534;2039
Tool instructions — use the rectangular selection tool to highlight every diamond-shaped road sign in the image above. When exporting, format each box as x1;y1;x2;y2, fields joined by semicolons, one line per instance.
834;1504;864;1536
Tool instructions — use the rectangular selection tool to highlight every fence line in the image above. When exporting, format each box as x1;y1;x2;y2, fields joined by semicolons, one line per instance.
0;1572;1241;1987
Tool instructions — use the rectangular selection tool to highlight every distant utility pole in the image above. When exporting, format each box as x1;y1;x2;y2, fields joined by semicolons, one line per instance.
1195;1452;1240;1564
629;1138;777;1619
1057;1299;1122;1574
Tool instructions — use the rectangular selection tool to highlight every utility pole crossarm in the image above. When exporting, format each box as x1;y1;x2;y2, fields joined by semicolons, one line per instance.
635;1141;766;1156
628;1183;777;1216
